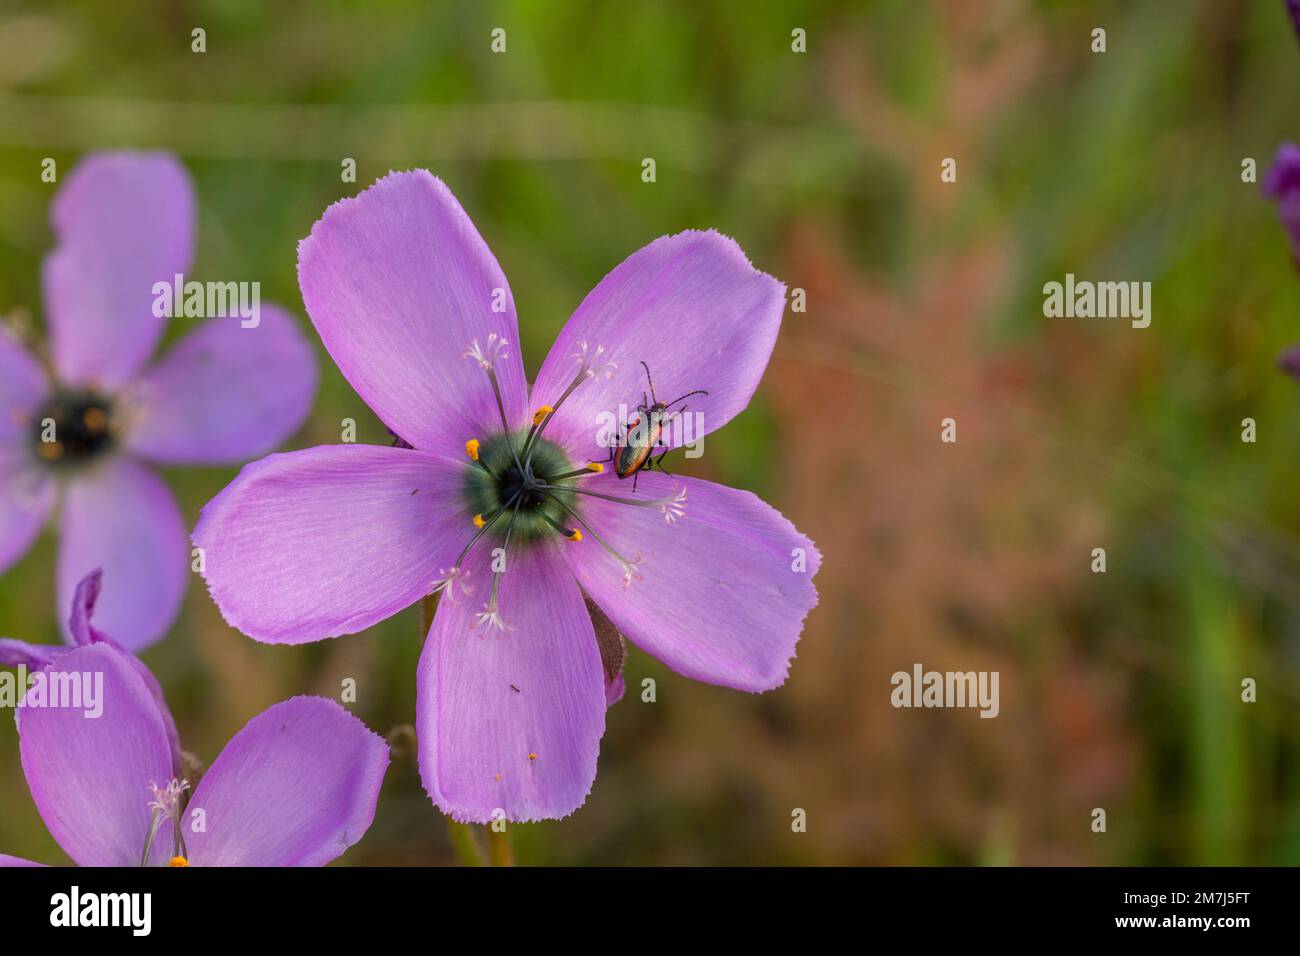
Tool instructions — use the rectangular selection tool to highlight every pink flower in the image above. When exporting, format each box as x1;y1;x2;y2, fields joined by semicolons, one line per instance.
194;171;820;822
0;572;388;867
0;152;317;650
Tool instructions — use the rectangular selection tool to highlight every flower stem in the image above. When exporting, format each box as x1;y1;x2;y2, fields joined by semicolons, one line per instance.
488;828;515;867
444;818;485;867
419;592;437;636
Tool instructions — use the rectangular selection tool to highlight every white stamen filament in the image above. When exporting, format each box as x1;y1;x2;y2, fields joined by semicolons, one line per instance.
474;498;523;632
520;340;617;461
428;566;473;604
141;778;190;867
457;338;691;595
549;497;646;588
661;487;687;524
537;482;686;514
463;333;509;370
464;335;523;469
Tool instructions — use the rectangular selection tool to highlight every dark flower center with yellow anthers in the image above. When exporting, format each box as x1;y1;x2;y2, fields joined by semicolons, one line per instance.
31;391;115;467
462;431;579;544
442;335;686;630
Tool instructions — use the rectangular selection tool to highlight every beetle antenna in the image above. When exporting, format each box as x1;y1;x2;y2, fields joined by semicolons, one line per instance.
640;361;657;405
664;389;709;410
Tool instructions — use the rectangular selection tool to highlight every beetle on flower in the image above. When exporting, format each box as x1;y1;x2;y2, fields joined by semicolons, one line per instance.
193;170;821;823
0;571;389;867
0;152;318;651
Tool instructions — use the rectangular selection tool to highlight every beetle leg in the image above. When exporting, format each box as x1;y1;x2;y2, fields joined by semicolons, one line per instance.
653;449;674;478
598;421;627;468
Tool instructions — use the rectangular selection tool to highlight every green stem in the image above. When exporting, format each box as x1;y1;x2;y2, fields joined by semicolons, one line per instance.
444;818;486;867
487;827;515;867
419;593;437;636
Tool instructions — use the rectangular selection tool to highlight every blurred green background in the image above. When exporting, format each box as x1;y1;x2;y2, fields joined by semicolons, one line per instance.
2;0;1300;865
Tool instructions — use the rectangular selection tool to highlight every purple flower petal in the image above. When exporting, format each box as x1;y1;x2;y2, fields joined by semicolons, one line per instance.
297;171;527;455
0;330;49;447
120;652;184;776
564;472;819;692
194;444;470;643
0;333;53;574
122;305;317;466
529;230;786;463
41;152;195;389
67;568;183;767
67;568;107;646
0;572;106;676
1262;143;1300;199
417;542;606;823
17;643;176;866
605;672;626;707
1263;144;1300;264
0;855;47;866
3;573;182;770
57;457;188;651
0;460;54;576
588;597;629;708
1275;192;1300;264
1279;342;1300;379
185;696;388;867
0;639;62;669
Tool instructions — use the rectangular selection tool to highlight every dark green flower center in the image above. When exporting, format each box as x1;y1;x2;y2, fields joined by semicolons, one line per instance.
462;430;578;544
440;336;688;630
31;391;116;467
